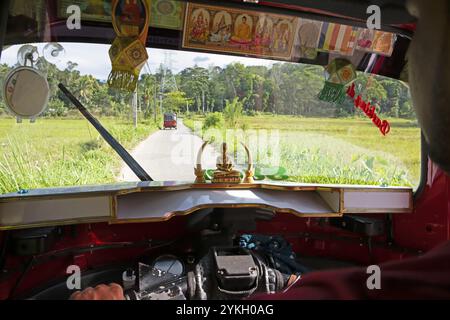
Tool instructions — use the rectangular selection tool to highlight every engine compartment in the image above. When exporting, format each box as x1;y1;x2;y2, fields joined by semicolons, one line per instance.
121;246;293;300
2;206;419;300
22;245;354;300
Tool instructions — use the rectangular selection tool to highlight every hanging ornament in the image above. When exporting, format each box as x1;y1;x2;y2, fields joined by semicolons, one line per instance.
318;58;356;104
17;45;39;67
108;0;150;92
346;83;391;136
43;43;66;64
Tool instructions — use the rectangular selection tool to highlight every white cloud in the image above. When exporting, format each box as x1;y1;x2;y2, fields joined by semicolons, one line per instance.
1;42;277;80
193;56;210;64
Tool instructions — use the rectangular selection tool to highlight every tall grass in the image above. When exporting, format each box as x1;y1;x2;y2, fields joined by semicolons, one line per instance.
277;133;412;186
0;118;157;194
184;114;421;187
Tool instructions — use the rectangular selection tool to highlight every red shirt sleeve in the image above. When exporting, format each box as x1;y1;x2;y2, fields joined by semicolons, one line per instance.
253;241;450;300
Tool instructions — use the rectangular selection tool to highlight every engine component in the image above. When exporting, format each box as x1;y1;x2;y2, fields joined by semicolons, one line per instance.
330;215;385;237
138;262;178;291
214;247;258;292
127;276;187;300
10;227;57;256
122;268;136;291
126;263;188;300
126;247;289;300
188;247;287;300
239;234;309;275
152;255;184;277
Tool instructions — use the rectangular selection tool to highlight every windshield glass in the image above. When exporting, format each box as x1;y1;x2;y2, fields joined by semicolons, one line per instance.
0;1;421;194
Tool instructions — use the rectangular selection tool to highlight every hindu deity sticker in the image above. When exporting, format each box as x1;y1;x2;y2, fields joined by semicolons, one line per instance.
188;7;210;43
272;19;294;52
355;29;397;57
371;31;396;56
182;3;298;60
356;28;375;50
254;15;274;48
210;10;233;43
294;18;323;60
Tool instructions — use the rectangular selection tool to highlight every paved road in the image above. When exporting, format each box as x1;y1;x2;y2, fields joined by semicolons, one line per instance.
119;119;218;182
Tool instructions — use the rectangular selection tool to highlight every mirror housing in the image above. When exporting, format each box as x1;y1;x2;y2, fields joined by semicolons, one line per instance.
3;67;50;122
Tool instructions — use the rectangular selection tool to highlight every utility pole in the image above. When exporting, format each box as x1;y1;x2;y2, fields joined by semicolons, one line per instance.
159;92;163;119
142;62;157;124
202;89;205;113
158;52;178;116
153;84;157;123
132;88;138;128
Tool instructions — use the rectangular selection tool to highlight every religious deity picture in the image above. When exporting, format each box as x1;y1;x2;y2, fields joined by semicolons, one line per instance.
58;0;113;23
59;0;185;31
254;15;274;48
293;18;322;60
182;3;298;60
209;11;232;43
354;29;396;57
272;19;294;52
356;28;375;50
371;31;396;56
113;0;148;38
150;0;185;30
230;14;253;44
188;8;211;43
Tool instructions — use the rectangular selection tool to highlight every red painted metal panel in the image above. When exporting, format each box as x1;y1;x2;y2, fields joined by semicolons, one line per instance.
393;160;450;251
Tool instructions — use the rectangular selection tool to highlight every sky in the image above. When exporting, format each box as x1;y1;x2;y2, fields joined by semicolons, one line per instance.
1;42;276;80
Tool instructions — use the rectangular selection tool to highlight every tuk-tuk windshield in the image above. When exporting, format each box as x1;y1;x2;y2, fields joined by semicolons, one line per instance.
164;114;177;121
0;1;420;194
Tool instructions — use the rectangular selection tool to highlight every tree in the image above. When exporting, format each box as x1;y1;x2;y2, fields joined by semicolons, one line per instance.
163;91;188;113
400;100;415;119
0;64;11;114
0;53;414;120
208;66;226;112
180;66;209;113
356;76;388;114
139;74;157;118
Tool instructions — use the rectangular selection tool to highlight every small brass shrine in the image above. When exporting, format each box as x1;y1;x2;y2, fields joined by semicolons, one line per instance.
194;142;254;184
213;143;242;183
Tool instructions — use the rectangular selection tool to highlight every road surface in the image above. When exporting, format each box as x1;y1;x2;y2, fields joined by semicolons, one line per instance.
119;119;218;182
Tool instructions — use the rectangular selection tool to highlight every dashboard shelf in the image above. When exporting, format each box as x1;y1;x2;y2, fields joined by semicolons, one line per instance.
0;182;413;230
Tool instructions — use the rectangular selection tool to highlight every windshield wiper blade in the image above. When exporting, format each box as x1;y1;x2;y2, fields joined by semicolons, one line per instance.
58;83;153;182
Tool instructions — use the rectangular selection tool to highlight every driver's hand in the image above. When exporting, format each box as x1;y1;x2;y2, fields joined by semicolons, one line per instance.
70;283;125;300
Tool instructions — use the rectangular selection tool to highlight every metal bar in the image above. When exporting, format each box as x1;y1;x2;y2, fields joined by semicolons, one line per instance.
58;83;153;182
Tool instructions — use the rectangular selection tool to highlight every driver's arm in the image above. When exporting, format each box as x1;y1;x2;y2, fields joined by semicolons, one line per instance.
70;283;125;300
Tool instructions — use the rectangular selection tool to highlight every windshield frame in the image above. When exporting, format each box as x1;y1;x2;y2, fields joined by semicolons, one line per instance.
0;0;425;195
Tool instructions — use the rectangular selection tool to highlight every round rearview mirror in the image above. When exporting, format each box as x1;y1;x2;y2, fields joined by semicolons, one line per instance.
3;67;50;121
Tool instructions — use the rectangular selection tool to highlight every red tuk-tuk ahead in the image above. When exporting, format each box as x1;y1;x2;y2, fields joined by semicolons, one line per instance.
163;112;177;130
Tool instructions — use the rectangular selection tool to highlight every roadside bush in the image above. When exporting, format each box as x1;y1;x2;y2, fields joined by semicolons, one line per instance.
202;112;224;131
224;97;243;128
246;109;258;116
0;103;5;116
45;99;67;117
